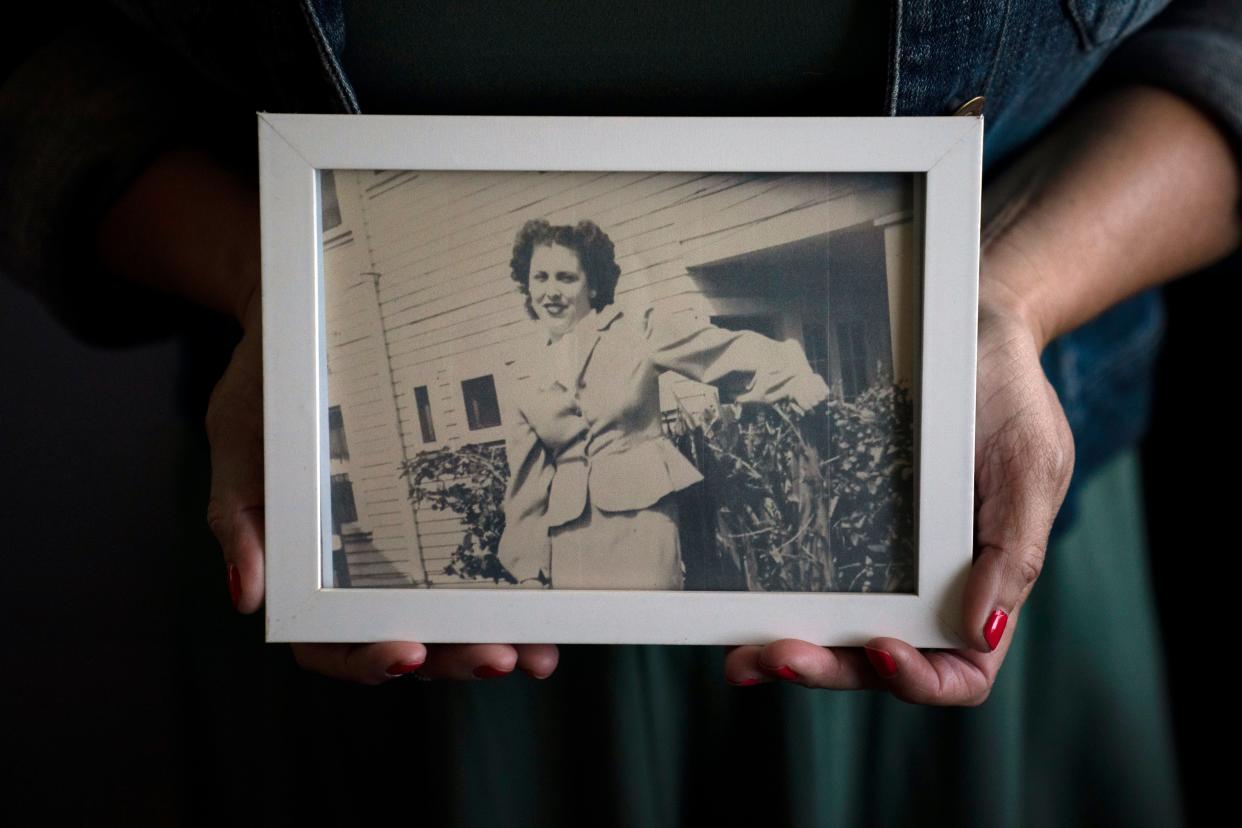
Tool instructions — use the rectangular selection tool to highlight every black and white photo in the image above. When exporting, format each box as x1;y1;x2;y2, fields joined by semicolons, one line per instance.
322;169;917;593
259;114;980;646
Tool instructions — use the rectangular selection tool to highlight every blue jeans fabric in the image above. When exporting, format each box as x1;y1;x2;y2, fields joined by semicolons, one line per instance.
887;0;1172;506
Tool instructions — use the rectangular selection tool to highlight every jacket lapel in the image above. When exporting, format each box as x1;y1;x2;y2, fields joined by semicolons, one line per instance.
573;306;624;391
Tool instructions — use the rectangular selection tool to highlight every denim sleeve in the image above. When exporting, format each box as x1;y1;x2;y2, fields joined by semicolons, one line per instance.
1100;0;1242;168
0;18;188;343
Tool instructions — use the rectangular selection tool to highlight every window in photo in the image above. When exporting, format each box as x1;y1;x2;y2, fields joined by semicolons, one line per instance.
414;385;437;443
328;405;349;461
462;375;501;431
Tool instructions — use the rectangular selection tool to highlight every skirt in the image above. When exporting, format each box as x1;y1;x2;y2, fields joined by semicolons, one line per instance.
549;495;684;590
419;449;1183;826
165;448;1181;827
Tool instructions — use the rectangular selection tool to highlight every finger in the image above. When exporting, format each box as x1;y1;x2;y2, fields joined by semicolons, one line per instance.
292;641;428;685
724;641;883;690
723;645;772;686
861;637;995;706
419;643;520;681
962;542;1021;653
759;639;883;690
205;334;266;614
514;644;559;679
969;379;1073;651
967;505;1048;652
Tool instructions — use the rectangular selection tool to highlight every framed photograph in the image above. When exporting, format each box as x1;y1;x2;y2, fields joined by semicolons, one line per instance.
259;114;981;647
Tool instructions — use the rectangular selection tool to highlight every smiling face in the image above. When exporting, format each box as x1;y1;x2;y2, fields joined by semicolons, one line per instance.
529;243;594;339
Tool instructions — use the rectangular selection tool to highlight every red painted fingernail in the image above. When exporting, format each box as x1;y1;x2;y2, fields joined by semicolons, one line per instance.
385;660;424;678
864;646;898;678
474;665;511;679
227;564;241;610
984;609;1008;651
760;664;799;681
730;677;763;687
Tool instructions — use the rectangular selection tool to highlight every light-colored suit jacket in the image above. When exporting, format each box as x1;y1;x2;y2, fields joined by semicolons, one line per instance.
497;304;817;584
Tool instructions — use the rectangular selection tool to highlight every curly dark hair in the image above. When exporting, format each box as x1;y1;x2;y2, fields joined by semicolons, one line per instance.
509;218;622;320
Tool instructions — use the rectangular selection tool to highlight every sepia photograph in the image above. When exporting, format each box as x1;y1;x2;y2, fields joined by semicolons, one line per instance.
321;168;919;593
260;113;979;646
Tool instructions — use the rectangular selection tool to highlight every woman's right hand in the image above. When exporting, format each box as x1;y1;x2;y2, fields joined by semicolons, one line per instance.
207;290;560;684
100;149;559;685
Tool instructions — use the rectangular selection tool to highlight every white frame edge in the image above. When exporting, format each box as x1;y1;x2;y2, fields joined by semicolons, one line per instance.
259;113;980;647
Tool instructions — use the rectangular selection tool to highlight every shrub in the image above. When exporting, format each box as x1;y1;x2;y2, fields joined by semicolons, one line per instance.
821;380;916;593
673;402;833;591
399;442;515;584
671;377;915;593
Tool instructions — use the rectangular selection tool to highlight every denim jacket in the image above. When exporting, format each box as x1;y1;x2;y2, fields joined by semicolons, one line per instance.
3;0;1240;511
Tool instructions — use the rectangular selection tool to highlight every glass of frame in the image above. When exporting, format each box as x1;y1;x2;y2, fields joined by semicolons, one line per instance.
259;114;981;647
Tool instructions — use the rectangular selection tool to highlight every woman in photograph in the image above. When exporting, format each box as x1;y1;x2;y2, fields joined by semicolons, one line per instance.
497;217;830;589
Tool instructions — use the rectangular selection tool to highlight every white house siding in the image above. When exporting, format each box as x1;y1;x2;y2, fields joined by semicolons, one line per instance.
323;169;915;587
323;171;423;586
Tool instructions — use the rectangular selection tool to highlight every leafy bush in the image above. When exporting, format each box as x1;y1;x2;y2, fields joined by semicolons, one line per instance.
821;379;915;592
399;443;515;584
671;377;915;593
672;403;832;591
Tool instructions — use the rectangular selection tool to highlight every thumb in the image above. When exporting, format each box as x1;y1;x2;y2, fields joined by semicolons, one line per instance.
205;331;266;614
965;376;1075;653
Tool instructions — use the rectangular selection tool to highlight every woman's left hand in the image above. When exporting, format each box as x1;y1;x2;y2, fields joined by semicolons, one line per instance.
724;85;1242;702
723;283;1074;703
786;373;831;417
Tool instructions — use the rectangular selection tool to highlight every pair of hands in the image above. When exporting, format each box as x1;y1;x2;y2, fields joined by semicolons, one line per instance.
145;86;1242;700
208;272;1074;700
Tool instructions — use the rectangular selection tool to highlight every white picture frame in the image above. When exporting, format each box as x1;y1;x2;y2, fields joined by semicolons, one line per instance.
259;113;981;647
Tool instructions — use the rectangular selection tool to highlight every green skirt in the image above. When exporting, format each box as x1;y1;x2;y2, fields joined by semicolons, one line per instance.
386;449;1181;827
202;449;1179;827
